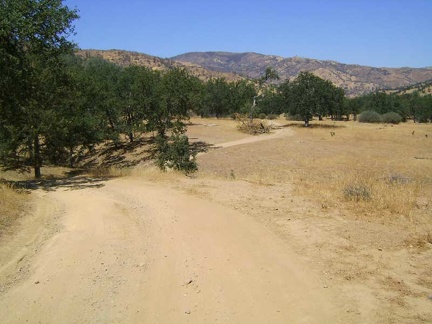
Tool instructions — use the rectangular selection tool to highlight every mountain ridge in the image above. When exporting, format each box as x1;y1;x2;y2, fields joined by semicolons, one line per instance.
171;51;432;96
172;51;432;69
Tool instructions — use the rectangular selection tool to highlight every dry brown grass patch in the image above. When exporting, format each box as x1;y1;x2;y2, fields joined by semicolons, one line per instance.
0;184;29;235
197;119;432;222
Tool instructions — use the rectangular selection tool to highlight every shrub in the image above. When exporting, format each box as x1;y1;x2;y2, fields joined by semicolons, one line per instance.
343;184;371;201
381;112;402;124
258;113;266;119
156;134;197;174
358;110;381;123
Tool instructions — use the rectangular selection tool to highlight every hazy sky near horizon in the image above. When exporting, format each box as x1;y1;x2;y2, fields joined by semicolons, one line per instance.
64;0;431;68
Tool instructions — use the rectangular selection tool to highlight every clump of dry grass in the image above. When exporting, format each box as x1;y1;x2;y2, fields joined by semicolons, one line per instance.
235;114;273;135
0;183;29;234
343;183;371;202
334;170;425;216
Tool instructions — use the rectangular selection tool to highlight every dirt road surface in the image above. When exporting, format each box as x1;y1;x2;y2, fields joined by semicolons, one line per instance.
0;177;348;323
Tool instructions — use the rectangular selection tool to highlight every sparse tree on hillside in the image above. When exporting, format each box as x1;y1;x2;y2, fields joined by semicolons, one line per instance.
259;67;280;86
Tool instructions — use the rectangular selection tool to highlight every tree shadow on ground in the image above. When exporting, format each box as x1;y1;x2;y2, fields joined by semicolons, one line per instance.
283;123;346;129
190;141;217;154
1;137;156;192
1;176;111;192
79;137;154;170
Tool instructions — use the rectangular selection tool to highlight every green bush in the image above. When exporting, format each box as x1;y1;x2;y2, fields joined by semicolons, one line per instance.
381;112;402;124
358;110;381;123
258;113;266;119
156;134;197;174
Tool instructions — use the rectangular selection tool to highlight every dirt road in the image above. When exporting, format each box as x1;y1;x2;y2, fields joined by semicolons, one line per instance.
0;177;345;323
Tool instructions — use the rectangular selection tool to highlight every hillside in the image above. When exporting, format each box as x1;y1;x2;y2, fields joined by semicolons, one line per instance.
76;49;244;83
386;79;432;96
172;52;432;96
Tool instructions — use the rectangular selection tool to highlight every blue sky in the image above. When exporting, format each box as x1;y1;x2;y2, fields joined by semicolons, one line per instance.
64;0;432;68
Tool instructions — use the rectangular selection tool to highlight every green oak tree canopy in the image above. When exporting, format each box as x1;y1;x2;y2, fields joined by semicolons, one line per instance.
281;71;345;126
0;0;79;178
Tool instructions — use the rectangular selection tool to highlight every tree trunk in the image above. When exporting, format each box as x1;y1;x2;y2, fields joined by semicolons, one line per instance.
304;119;309;127
106;110;116;131
69;147;74;168
34;135;42;179
127;113;134;142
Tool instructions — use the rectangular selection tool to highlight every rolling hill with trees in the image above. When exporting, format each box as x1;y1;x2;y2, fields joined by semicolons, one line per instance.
76;49;244;83
172;51;432;96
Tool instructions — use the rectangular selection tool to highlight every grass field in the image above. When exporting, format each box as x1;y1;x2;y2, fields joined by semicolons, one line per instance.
191;118;432;223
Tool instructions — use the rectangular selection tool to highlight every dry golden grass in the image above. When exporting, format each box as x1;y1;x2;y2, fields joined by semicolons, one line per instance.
288;122;431;218
196;118;432;221
88;161;189;184
0;184;28;235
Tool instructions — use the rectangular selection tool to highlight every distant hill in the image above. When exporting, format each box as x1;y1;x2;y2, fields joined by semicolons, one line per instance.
171;52;432;96
76;49;244;83
385;79;432;96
